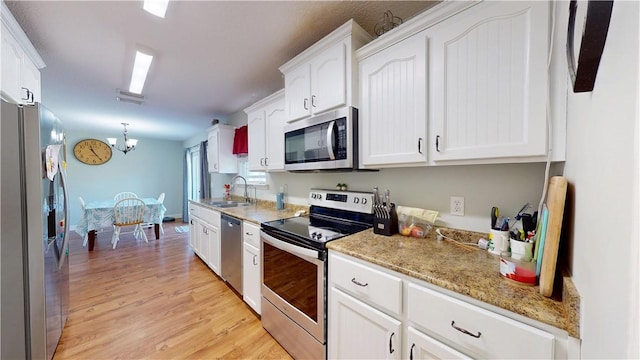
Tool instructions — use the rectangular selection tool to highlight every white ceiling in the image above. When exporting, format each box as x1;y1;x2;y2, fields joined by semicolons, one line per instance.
6;1;437;141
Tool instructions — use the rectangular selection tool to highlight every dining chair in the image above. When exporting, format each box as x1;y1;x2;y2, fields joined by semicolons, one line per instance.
136;192;166;238
111;197;148;249
114;192;138;201
79;196;89;247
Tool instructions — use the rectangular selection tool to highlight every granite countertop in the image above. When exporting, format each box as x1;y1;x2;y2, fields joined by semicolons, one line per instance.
327;228;580;339
190;198;306;224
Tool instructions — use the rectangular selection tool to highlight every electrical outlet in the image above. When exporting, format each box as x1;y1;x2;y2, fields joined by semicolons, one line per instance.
450;196;465;216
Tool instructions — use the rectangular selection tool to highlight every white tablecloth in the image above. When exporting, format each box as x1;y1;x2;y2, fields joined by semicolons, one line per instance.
77;198;166;237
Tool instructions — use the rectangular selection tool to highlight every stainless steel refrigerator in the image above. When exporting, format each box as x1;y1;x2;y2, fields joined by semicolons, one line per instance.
1;100;70;360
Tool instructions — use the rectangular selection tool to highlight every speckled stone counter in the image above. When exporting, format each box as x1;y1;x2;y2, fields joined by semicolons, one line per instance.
327;228;580;339
190;198;306;224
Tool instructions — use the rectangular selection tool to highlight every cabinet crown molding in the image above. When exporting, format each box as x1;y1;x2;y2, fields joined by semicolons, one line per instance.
1;1;45;68
243;88;285;114
279;19;372;74
356;1;479;60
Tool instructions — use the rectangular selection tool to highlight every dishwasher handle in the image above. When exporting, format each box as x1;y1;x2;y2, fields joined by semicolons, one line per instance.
221;214;241;227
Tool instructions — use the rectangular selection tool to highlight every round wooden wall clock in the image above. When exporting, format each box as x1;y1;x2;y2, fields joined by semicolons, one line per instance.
73;139;112;165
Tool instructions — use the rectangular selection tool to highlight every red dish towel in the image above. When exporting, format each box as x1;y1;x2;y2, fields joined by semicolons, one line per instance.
232;125;248;155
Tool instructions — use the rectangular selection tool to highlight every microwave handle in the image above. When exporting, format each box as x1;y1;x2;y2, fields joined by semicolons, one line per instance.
326;120;336;160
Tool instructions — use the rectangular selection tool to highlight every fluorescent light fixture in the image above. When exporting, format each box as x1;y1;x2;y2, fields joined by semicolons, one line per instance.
143;0;169;18
129;50;153;94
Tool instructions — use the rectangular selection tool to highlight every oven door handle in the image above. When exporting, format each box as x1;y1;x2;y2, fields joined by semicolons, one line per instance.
261;230;323;261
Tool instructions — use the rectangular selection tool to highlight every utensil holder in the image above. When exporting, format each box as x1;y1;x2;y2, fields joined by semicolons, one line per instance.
373;203;398;236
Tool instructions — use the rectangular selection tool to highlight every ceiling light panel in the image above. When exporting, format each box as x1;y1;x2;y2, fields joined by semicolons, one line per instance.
129;50;153;94
143;0;169;18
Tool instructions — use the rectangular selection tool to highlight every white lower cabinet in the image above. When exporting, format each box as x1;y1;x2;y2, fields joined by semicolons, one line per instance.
329;287;401;359
242;221;261;314
328;251;569;359
188;202;221;276
406;326;469;360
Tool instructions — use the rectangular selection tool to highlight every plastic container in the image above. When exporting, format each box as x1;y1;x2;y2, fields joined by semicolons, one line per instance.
396;206;438;238
499;256;536;285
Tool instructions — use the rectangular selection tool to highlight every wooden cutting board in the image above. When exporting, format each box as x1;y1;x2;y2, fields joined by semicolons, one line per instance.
539;176;568;297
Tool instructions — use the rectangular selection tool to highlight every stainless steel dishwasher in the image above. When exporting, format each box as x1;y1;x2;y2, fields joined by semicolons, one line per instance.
221;213;242;294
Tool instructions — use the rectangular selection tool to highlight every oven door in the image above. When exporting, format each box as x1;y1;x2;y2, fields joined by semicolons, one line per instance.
261;230;325;343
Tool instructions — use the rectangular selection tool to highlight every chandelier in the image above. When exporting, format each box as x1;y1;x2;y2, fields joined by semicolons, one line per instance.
107;123;138;154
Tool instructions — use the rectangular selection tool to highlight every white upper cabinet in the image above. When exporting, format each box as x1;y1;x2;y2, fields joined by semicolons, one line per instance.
244;89;285;172
207;124;237;174
359;30;428;168
280;20;372;123
247;109;266;171
1;3;44;105
428;1;550;162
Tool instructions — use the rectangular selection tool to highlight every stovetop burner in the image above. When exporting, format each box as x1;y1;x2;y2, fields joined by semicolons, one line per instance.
261;189;374;251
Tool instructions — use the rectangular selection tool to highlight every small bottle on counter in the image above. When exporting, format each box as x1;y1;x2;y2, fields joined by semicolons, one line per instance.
276;186;284;210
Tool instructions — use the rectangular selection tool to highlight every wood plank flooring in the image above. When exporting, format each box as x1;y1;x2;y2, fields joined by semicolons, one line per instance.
55;225;292;359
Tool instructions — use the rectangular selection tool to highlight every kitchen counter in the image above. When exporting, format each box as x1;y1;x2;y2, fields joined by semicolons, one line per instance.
327;228;580;339
190;198;305;224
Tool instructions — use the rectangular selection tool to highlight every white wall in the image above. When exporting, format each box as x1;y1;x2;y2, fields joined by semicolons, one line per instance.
562;1;639;357
66;130;184;226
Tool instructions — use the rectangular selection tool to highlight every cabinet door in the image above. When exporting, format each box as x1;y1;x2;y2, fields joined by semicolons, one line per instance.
247;110;266;171
207;130;219;172
1;25;23;103
284;63;311;122
198;222;211;265
311;42;346;115
188;217;199;253
429;1;549;161
407;326;470;360
242;242;261;314
329;287;401;359
21;56;41;103
207;225;220;275
360;32;427;167
264;96;286;171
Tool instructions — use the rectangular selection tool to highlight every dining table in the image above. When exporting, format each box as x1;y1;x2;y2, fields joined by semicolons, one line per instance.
77;198;166;251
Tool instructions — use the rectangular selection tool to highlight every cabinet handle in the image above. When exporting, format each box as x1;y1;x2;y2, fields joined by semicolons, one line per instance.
253;254;257;265
21;87;33;103
245;232;253;236
351;277;368;287
451;321;481;338
203;227;208;235
311;95;317;108
260;158;264;166
303;98;309;110
264;157;268;166
410;344;415;360
436;135;441;152
389;332;395;354
418;138;423;154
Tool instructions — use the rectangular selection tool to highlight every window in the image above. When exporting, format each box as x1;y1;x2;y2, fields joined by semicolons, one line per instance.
237;155;267;186
187;147;201;200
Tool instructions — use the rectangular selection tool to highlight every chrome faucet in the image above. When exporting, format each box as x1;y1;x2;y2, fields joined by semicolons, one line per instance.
231;175;250;203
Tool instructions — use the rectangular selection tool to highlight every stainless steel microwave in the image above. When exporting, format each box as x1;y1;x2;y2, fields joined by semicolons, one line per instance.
283;107;358;171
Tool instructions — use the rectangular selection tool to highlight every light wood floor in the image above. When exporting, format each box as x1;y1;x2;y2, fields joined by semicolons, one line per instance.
54;224;292;359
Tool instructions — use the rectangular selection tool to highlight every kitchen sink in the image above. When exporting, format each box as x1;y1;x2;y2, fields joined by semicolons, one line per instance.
208;201;251;208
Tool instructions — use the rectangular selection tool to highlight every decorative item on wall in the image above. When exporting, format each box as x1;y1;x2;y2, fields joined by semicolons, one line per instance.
73;139;112;165
566;0;614;93
374;10;403;36
107;122;138;154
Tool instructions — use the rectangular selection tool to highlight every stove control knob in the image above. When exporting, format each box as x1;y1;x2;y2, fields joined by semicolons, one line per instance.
317;194;322;200
354;197;360;204
362;198;367;204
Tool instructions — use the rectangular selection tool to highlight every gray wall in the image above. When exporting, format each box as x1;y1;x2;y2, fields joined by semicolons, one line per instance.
66;130;183;227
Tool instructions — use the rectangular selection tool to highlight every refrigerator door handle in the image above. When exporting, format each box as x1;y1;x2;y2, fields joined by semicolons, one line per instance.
57;161;70;269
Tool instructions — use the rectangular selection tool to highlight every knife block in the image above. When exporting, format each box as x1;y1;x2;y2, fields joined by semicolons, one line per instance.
373;203;398;236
